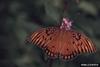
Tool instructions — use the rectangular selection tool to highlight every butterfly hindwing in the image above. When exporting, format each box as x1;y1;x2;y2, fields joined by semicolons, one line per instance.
58;30;78;60
43;27;60;58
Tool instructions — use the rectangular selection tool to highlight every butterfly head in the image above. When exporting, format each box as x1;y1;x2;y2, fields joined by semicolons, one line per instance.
60;18;73;30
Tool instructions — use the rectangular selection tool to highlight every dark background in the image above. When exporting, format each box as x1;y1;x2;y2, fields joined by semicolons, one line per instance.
0;0;100;67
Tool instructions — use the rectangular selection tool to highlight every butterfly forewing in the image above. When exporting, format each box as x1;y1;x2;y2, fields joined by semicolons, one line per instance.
26;27;61;57
70;31;96;54
58;30;96;60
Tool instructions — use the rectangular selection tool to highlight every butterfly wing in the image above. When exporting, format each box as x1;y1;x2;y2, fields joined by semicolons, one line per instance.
71;31;96;53
26;27;60;58
58;30;78;60
59;30;96;60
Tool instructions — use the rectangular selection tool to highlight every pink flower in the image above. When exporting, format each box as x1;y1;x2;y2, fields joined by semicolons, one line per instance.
60;17;73;30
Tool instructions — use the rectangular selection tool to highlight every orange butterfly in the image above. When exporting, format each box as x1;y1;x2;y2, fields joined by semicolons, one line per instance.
26;18;96;60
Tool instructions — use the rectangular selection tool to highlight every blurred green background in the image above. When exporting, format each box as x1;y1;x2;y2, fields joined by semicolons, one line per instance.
0;0;100;67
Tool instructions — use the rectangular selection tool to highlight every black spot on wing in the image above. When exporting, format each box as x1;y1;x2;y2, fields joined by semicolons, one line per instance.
72;33;81;41
45;27;57;36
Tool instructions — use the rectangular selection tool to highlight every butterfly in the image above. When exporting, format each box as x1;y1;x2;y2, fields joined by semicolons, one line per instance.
26;18;96;60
